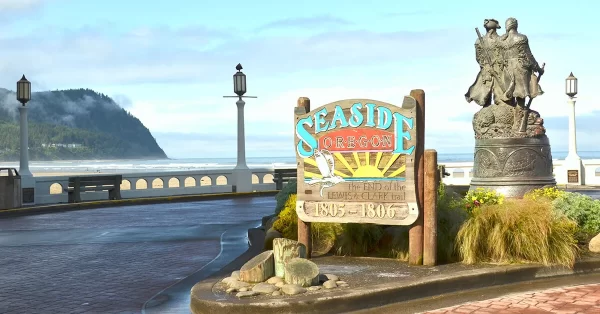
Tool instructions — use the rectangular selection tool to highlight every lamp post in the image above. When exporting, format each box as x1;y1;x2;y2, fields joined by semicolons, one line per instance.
223;64;257;192
16;75;35;203
564;72;585;185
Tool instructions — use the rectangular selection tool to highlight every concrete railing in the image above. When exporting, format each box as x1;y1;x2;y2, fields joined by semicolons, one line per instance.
30;159;600;205
441;159;600;186
34;168;276;205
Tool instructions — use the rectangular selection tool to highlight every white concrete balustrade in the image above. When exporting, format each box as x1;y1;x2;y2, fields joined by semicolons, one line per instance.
30;159;600;205
34;169;275;205
441;159;600;186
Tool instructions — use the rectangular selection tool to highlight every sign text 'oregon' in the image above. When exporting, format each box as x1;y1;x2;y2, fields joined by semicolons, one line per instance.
295;98;419;226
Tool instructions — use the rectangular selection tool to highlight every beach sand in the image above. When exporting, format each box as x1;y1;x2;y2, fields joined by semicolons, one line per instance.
33;171;274;194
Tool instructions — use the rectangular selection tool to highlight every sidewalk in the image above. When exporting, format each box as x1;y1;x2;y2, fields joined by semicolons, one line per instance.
190;243;600;314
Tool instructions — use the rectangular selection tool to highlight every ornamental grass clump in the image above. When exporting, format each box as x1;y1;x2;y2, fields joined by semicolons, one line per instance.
335;223;384;256
456;197;579;268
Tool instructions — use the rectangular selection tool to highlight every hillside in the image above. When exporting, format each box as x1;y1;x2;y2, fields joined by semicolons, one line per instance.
0;88;167;161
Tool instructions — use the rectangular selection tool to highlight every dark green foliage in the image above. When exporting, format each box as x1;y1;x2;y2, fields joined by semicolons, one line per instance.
0;88;167;161
552;192;600;243
275;179;297;215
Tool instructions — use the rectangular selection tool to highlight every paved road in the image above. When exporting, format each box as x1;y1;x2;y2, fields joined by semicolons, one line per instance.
0;196;275;314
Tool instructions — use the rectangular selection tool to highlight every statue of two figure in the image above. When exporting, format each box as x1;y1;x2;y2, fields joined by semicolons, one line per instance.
465;17;546;139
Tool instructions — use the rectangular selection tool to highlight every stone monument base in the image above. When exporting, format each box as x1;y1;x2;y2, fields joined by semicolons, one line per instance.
469;136;556;198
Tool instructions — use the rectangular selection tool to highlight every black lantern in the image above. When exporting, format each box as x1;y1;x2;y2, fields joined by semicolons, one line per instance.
16;75;31;105
233;63;246;96
566;72;578;98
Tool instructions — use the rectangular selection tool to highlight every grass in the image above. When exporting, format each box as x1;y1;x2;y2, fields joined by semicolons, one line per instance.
456;197;579;267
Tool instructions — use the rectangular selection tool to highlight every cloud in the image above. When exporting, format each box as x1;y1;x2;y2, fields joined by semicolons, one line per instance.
257;16;353;31
0;0;44;10
0;24;463;88
382;10;435;17
111;94;134;109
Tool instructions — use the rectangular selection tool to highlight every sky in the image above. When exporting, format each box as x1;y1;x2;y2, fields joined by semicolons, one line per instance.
0;0;598;159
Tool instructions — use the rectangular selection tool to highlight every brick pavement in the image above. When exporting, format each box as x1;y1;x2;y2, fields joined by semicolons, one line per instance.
0;197;276;314
424;283;600;314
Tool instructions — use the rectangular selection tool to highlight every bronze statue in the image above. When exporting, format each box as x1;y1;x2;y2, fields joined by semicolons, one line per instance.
467;17;546;139
466;17;555;198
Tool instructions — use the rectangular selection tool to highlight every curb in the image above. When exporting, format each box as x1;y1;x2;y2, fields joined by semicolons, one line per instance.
190;256;600;314
0;191;279;218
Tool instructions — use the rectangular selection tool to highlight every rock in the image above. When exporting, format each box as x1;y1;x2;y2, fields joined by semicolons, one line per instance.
231;271;240;280
266;276;284;284
590;233;600;253
228;280;250;289
236;291;259;298
221;276;237;285
262;214;276;229
226;288;237;294
273;238;307;278
324;274;339;282
336;281;347;285
281;284;307;295
240;250;275;283
275;282;285;288
252;283;279;294
272;291;282;296
264;228;283;251
318;274;328;283
339;283;349;287
323;280;338;289
265;215;279;231
284;258;319;287
239;287;249;292
307;286;321;291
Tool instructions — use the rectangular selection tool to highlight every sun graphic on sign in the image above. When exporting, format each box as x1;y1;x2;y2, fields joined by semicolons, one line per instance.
303;151;406;181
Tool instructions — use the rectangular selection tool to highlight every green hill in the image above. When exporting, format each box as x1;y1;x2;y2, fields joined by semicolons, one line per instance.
0;88;167;161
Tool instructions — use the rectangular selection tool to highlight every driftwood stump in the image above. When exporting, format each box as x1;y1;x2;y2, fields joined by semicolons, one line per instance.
284;257;319;287
273;238;307;278
239;250;275;283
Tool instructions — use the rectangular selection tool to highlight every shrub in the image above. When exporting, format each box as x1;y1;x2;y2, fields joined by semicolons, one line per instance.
552;192;600;242
274;179;297;215
462;188;504;215
273;194;298;240
375;183;468;263
437;183;469;263
524;186;566;201
335;223;385;256
272;193;342;253
456;198;579;267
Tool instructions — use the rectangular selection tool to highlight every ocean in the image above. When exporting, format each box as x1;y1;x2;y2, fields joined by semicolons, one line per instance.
1;151;599;175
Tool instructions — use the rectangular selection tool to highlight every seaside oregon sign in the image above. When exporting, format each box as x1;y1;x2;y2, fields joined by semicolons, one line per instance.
295;98;419;226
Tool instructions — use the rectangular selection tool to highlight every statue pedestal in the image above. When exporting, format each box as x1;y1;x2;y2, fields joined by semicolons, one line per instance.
469;136;556;198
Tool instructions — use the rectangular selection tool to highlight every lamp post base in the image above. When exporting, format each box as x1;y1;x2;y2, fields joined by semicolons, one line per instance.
560;156;585;185
232;168;253;193
19;173;36;204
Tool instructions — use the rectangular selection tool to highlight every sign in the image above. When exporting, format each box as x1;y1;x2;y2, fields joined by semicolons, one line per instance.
295;99;418;225
567;170;579;183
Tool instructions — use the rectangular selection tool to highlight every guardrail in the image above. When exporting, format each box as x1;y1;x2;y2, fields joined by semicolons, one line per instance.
30;159;600;205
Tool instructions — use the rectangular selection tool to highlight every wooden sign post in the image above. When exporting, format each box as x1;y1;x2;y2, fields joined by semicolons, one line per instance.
294;91;435;265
